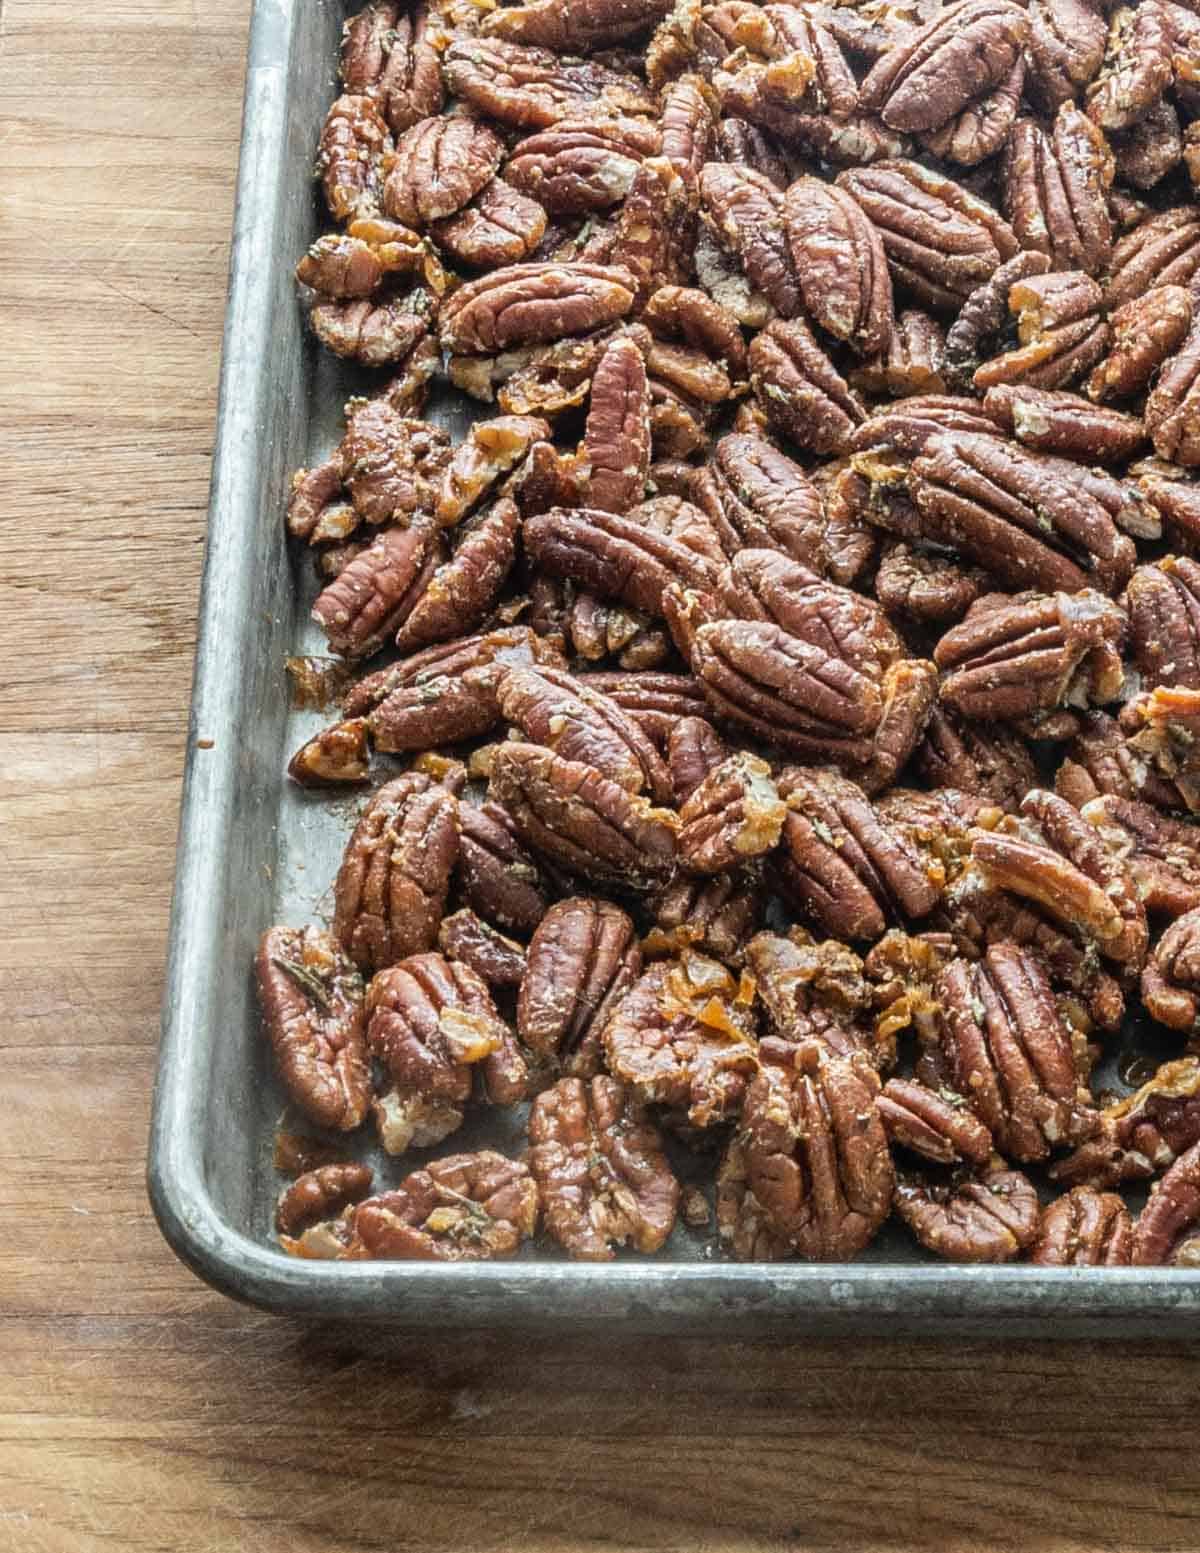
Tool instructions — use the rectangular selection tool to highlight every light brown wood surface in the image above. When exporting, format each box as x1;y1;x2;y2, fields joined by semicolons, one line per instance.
2;3;1200;1549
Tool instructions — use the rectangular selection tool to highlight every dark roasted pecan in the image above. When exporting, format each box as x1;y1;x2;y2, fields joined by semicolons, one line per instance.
333;773;458;974
649;871;760;964
837;160;1019;315
518;896;641;1074
1112;98;1182;190
528;1075;680;1258
1104;206;1200;312
439;263;638;354
983;386;1144;465
355;1151;539;1259
689;434;833;574
1146;308;1200;468
1089;286;1193;404
874;543;988;626
581;335;651;514
916;704;1039;811
1144;913;1200;1031
338;401;452;528
1030;1186;1133;1265
745;929;885;1066
934;589;1127;724
895;1165;1041;1261
1086;0;1174;133
699;162;801;318
677;753;785;874
732;1044;893;1260
429;178;548;268
1002;107;1113;277
288;718;371;787
668;716;727;805
1132;1140;1200;1265
908;432;1136;596
1054;1058;1200;1186
439;908;527;989
715;1134;796;1261
505;117;661;214
318;94;391;223
849;312;946;400
878;1078;994;1166
919;55;1025;167
1085;794;1200;914
942;250;1052;390
255;926;371;1131
602;952;759;1126
442;37;658;128
749;318;866;456
488;741;678;888
784;175;893;357
276;1164;374;1240
937;941;1098;1161
457;798;550;935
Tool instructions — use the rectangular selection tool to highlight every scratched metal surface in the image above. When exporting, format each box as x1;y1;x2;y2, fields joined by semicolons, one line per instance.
148;0;1200;1332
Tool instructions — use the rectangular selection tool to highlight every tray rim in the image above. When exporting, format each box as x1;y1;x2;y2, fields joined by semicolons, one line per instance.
148;0;1200;1333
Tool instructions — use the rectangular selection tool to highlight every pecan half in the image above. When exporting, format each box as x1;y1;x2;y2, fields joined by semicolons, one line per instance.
295;234;386;299
309;296;435;370
1112;98;1182;190
332;773;459;973
602;952;759;1126
581;335;651;514
1126;557;1200;692
483;0;673;50
784;176;893;357
457;799;550;935
749;318;866;455
1142;909;1200;1030
1104;206;1200;313
1086;0;1174;133
916;705;1039;811
689;434;833;575
677;753;785;874
488;741;678;888
505;117;661;214
983;386;1145;465
439;263;638;354
442;37;658;129
392;498;520;655
355;1152;539;1260
276;1164;374;1240
877;1078;994;1166
1146;308;1200;467
895;1165;1041;1261
1024;0;1108;113
1132;1140;1200;1265
518;896;642;1074
381;115;504;229
529;1075;680;1259
1030;1186;1133;1265
337;401;452;529
429;178;548;268
1088;286;1193;403
848;311;946;400
974;271;1110;393
1002;107;1113;277
255;927;371;1131
874;543;988;626
318;94;391;223
698;162;802;318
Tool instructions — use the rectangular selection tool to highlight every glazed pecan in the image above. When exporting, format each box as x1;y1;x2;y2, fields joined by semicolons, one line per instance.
937;942;1098;1162
689;435;834;576
850;394;1003;461
907;432;1136;596
1024;0;1108;112
973;271;1110;393
429;178;548;268
295;234;388;299
837;160;1019;315
659;74;715;213
602;952;759;1126
381;116;504;230
733;1044;894;1261
1122;686;1200;800
494;663;672;800
649;871;760;964
677;753;785;874
309;295;435;370
1084;794;1200;914
528;1076;680;1259
255;927;371;1131
434;414;550;528
1086;0;1174;133
983;386;1144;466
1125;557;1200;691
439;263;638;354
748;318;866;456
457;799;550;935
573;669;710;743
342;3;443;134
1146;309;1200;467
1143;915;1200;1033
1030;1186;1133;1265
337;400;452;528
1002;107;1113;277
392;498;520;655
581;335;651;514
698;162;802;318
934;589;1127;724
332;773;458;974
355;1151;539;1259
783;175;893;358
942;250;1052;391
1112;98;1182;190
848;312;946;401
276;1164;374;1240
877;1078;994;1167
312;525;440;661
517;896;641;1073
1056;710;1189;811
505;117;660;214
1054;1058;1200;1186
438;908;527;989
1132;1140;1200;1265
874;543;988;626
483;0;673;50
1089;287;1193;404
745;929;884;1066
916;705;1039;811
488;741;678;888
1104;206;1200;313
643;286;748;381
287;718;371;789
317;94;391;224
894;1166;1041;1261
1135;459;1200;555
442;37;658;129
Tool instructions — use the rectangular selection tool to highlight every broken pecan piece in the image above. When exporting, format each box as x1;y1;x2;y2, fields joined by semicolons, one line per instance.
255;926;371;1132
895;1165;1041;1261
1142;910;1200;1032
874;543;987;626
276;1164;374;1240
528;1075;680;1259
1132;1140;1200;1265
438;908;527;990
1084;792;1200;914
392;498;520;655
355;1151;539;1260
848;311;946;401
287;718;371;788
746;929;884;1067
942;250;1052;390
677;753;785;875
337;401;452;529
916;705;1039;811
1053;1058;1200;1187
650;872;761;966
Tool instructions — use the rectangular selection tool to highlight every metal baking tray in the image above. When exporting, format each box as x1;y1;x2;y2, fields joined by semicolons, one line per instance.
149;0;1200;1333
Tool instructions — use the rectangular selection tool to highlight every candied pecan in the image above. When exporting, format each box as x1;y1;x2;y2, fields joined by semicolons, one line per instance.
774;766;943;941
355;1151;538;1260
312;525;439;660
287;459;344;542
660;74;715;210
741;3;859;118
858;0;1029;137
1146;309;1200;467
606;157;681;303
517;896;641;1075
748;318;865;456
878;1078;993;1166
919;55;1025;167
935;589;1126;723
287;718;371;787
1002;108;1113;277
1125;557;1200;691
649;872;760;963
643;286;748;380
689;434;831;573
875;543;988;626
296;234;385;299
1024;0;1108;113
438;908;527;990
505;117;660;217
942;250;1052;390
745;929;883;1066
439;263;637;355
332;774;458;974
1122;685;1200;798
573;669;710;743
895;1166;1041;1261
489;741;678;888
1111;98;1181;190
309;296;434;370
783;176;892;358
433;415;550;529
429;178;547;268
1135;459;1200;555
381;115;504;230
865;928;956;1049
341;2;401;91
318;95;391;224
693;220;774;329
528;1076;679;1259
1055;1058;1200;1187
494;663;672;800
276;1164;374;1240
1086;0;1174;133
255;927;371;1131
581;335;651;514
1056;710;1186;810
457;799;550;935
972;789;1147;969
837;160;1019;315
849;312;946;401
602;952;758;1126
937;942;1098;1162
1084;794;1200;915
1131;1140;1200;1265
917;704;1039;810
524;505;720;618
735;1045;894;1261
698;162;801;318
983;386;1144;465
908;432;1136;596
1030;1186;1133;1265
444;37;658;128
390;499;519;655
484;0;672;49
974;274;1109;393
667;715;727;805
1104;206;1200;313
1144;915;1200;1032
1089;287;1193;405
676;753;785;875
337;400;451;528
850;394;1002;461
716;1135;795;1260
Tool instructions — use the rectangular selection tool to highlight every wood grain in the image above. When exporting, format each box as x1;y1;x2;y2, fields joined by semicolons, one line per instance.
3;3;1200;1550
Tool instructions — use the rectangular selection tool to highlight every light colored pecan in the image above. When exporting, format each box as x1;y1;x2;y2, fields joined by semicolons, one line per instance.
317;94;391;223
287;718;371;788
895;1166;1041;1261
518;896;641;1073
1083;793;1200;914
1089;286;1193;403
439;262;638;354
983;385;1144;465
355;1151;539;1260
917;704;1038;811
255;927;371;1132
837;159;1019;315
749;318;866;455
438;908;527;989
433;415;550;529
1086;0;1174;132
504;116;661;213
603;952;759;1126
529;1076;679;1259
677;753;785;874
698;161;801;317
1001;106;1113;276
1132;1140;1200;1264
581;335;651;513
442;36;658;128
1146;307;1200;467
1104;206;1200;312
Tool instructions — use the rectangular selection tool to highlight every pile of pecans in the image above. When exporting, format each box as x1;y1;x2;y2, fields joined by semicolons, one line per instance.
257;0;1200;1268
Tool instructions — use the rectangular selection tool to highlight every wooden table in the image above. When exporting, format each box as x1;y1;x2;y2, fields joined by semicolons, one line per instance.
3;3;1199;1547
